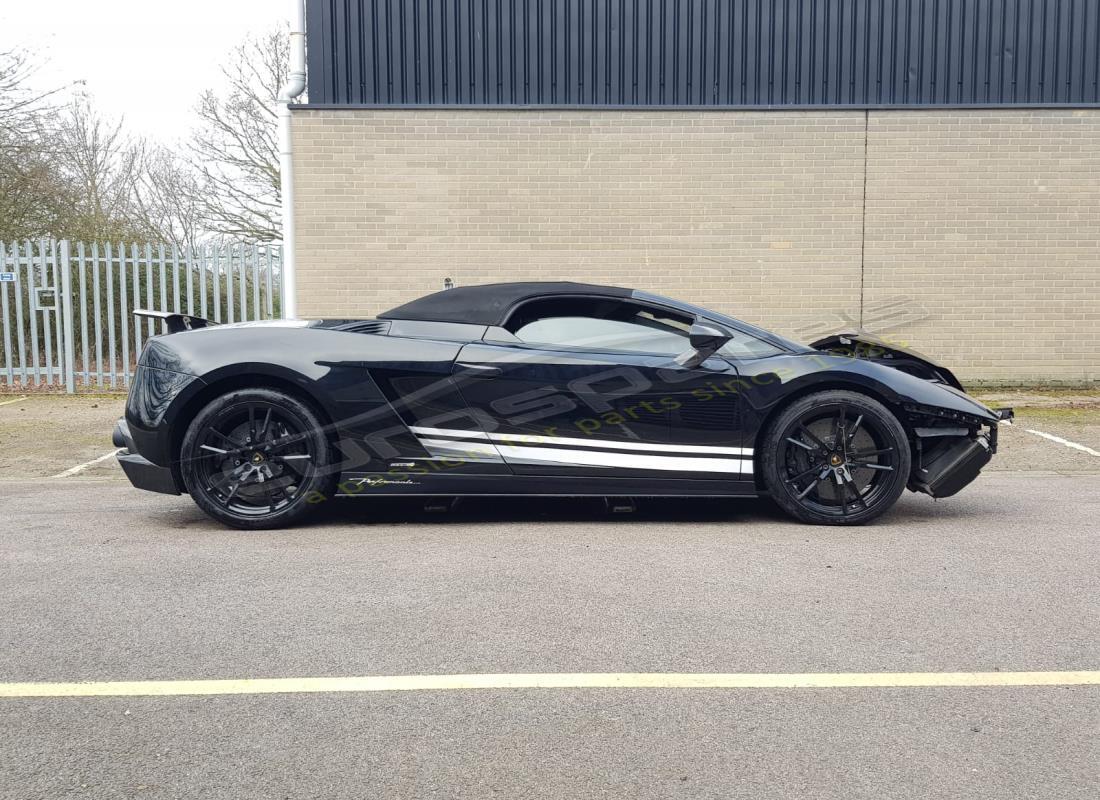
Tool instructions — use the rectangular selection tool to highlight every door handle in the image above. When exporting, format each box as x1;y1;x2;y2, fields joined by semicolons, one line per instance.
456;363;503;377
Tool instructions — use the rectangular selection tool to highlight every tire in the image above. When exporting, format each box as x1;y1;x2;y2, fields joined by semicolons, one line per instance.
760;389;911;526
179;388;337;530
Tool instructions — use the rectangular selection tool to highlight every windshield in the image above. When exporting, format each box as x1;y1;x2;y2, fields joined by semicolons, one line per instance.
632;290;811;355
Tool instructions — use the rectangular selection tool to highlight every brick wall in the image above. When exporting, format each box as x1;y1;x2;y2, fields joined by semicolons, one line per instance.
864;110;1100;382
292;108;1100;383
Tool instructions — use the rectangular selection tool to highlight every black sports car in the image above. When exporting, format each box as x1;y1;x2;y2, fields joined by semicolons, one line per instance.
114;282;1010;529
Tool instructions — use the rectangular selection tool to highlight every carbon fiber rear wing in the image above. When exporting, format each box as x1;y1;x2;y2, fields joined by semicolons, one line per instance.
133;309;217;334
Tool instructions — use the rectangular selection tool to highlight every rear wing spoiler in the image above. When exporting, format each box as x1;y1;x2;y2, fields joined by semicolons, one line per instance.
133;309;217;334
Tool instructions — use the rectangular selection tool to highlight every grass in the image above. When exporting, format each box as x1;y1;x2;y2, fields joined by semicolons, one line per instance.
967;384;1100;395
1010;406;1100;423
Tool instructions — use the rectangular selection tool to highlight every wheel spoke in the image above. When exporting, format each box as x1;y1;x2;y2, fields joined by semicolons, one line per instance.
207;469;238;494
798;425;827;450
248;406;257;443
200;444;228;455
847;415;863;444
785;463;822;484
843;474;868;511
268;433;310;452
275;453;312;480
258;475;295;500
221;482;241;506
786;436;815;452
210;428;244;449
849;462;894;472
848;446;894;459
258;408;273;443
834;406;846;445
796;469;829;499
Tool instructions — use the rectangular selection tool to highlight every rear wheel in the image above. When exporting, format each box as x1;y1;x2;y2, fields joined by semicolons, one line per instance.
760;390;911;525
179;388;336;529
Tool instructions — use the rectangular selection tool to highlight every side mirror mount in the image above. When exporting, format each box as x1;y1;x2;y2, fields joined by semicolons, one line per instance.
675;322;733;369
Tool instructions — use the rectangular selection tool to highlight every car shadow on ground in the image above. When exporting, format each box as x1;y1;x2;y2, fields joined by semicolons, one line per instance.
150;485;1009;532
300;491;1000;528
299;494;789;527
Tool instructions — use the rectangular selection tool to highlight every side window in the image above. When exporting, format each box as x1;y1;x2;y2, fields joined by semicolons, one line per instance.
506;298;692;356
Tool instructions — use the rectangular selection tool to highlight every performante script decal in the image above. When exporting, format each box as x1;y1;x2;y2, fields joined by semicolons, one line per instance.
353;477;419;487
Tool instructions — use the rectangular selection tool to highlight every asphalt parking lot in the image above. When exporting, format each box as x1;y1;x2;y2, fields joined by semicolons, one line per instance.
1;392;1099;799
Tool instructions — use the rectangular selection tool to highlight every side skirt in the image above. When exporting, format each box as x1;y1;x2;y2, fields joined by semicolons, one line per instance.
333;472;759;498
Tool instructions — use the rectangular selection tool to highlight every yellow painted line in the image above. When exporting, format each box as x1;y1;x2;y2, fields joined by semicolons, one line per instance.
0;396;28;407
1;671;1098;698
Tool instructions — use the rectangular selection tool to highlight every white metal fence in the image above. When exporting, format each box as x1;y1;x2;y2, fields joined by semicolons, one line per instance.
0;240;282;392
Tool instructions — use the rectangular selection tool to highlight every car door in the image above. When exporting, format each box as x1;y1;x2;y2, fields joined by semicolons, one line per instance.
450;297;752;481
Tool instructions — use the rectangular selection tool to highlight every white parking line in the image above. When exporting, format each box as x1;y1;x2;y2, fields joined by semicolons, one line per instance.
0;396;28;407
1;670;1099;698
50;449;123;479
1025;429;1100;458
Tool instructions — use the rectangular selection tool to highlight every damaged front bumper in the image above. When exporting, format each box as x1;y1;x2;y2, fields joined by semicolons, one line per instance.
902;407;1012;501
909;433;993;498
906;405;1013;499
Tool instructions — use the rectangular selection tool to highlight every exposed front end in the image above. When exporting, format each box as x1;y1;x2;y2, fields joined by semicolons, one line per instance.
905;404;1013;499
809;330;1013;501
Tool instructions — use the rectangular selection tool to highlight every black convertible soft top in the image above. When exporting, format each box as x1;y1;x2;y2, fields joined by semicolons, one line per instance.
378;281;631;326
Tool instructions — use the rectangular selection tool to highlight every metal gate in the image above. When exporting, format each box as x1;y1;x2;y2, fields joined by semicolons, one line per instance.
0;240;282;392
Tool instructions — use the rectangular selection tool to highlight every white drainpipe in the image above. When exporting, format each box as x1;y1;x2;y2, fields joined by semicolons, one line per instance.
278;0;307;318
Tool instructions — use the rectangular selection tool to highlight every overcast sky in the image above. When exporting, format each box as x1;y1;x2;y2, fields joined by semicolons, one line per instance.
3;0;288;145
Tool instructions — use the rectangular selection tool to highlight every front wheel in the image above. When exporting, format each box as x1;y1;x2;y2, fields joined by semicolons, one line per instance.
179;388;336;529
760;390;911;525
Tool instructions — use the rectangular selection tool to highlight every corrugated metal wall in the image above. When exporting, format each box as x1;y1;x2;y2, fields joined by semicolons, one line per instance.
305;0;1100;107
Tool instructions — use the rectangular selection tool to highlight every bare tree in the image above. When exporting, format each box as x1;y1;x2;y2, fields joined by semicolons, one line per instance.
3;32;290;246
0;47;71;143
48;97;150;242
0;48;78;240
132;147;206;250
189;27;288;241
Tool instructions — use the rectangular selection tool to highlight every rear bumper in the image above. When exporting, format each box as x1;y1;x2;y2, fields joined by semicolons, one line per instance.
113;419;182;495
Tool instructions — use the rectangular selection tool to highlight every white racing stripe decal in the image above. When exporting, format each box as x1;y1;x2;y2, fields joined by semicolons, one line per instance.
496;444;752;474
410;426;754;473
488;431;752;456
410;426;752;457
418;439;505;463
410;426;489;440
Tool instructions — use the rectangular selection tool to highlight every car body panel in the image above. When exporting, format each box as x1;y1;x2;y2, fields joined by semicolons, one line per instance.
450;343;751;480
733;352;998;429
126;325;463;471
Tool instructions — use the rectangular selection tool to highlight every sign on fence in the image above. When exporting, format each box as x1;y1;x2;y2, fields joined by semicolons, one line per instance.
0;240;283;393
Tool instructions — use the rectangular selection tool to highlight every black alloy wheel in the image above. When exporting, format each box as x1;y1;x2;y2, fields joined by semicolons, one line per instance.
180;388;336;529
761;389;911;525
